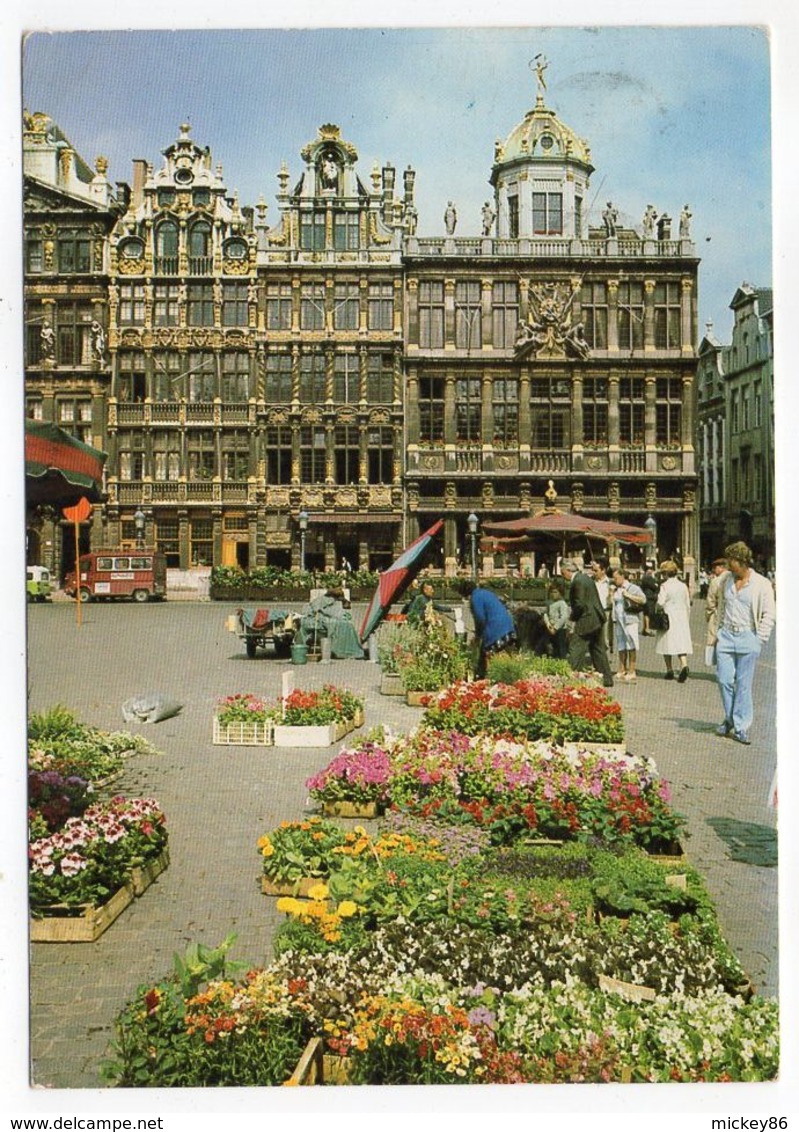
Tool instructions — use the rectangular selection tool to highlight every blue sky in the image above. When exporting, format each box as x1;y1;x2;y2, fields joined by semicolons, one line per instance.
21;25;772;340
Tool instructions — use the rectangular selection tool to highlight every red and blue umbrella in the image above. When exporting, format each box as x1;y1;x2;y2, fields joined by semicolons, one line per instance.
359;519;444;643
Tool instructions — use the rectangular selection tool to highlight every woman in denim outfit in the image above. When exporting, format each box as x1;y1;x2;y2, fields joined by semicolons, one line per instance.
710;541;776;745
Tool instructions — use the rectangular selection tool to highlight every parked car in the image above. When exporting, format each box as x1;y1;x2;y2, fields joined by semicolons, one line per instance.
26;565;52;602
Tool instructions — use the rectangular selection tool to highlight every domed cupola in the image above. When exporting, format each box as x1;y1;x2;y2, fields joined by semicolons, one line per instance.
490;62;594;240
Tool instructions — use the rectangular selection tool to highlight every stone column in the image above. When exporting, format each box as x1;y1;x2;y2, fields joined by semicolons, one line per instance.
607;279;619;352
644;279;656;351
681;278;694;355
406;278;419;345
608;371;620;472
444;278;456;349
518;367;531;472
481;277;493;348
644;375;657;474
444;372;456;446
571;374;584;466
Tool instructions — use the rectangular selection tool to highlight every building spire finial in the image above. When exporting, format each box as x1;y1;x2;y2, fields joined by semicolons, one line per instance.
530;54;549;104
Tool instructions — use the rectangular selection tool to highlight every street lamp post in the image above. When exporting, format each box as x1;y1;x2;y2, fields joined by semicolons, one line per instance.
467;512;479;580
134;507;146;549
298;510;309;573
644;514;658;567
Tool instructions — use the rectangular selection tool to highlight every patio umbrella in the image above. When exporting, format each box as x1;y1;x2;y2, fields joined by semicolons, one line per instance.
359;518;444;643
25;420;107;506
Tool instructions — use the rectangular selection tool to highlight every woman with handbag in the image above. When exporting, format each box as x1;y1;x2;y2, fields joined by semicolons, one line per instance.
654;560;693;681
610;567;646;681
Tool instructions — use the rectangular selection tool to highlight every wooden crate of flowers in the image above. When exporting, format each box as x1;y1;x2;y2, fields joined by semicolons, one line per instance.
273;686;365;748
29;796;169;942
213;694;275;746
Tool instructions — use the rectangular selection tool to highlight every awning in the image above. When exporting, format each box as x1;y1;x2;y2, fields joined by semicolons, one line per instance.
25;420;107;506
304;513;402;525
483;511;652;546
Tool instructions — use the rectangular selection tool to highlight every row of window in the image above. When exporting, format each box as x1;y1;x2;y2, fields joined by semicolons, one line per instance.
111;350;397;404
730;453;767;506
730;383;764;433
415;375;682;445
114;426;396;486
416;280;682;350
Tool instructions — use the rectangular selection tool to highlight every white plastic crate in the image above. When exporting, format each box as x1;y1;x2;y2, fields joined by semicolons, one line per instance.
212;716;275;746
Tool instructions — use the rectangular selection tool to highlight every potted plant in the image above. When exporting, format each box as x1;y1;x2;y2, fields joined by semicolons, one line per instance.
397;622;471;704
376;622;420;695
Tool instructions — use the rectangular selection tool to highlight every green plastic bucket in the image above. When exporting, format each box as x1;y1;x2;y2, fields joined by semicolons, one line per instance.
291;643;308;665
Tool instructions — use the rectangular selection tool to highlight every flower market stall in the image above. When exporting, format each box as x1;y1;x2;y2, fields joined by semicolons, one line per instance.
102;670;778;1085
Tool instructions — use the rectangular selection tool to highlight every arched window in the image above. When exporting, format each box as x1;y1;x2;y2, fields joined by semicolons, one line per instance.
189;222;211;258
156;221;178;257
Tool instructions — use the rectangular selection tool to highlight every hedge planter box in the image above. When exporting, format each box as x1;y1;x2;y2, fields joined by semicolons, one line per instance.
273;715;361;748
261;875;320;897
30;883;134;943
380;673;405;696
321;800;380;819
212;717;275;746
130;847;170;897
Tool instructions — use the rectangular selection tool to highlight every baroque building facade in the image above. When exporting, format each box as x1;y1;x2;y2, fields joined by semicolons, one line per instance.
23;82;701;581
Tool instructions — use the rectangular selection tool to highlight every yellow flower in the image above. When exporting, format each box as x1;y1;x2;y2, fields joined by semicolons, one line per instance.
307;882;329;901
256;835;271;850
261;844;275;857
336;900;358;918
276;896;303;915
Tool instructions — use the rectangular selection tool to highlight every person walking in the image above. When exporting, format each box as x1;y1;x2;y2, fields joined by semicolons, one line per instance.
610;566;646;681
654;560;693;682
640;565;660;635
559;560;614;687
710;541;776;744
591;555;614;653
542;580;570;659
704;557;728;666
461;580;517;678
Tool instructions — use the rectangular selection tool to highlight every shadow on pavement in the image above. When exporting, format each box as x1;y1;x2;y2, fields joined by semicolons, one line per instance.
634;667;717;683
669;717;723;733
707;816;778;867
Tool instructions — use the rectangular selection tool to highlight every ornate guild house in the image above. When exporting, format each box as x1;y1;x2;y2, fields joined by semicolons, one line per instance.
23;69;701;581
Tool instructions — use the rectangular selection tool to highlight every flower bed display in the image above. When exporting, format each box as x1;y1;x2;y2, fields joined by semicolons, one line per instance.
420;678;624;746
103;649;780;1088
30;796;168;939
28;705;163;790
307;731;681;852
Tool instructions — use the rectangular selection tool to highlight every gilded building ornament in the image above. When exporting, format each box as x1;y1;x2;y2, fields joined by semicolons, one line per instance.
369;215;392;247
514;280;590;361
645;482;657;508
660;455;677;470
223;257;250;275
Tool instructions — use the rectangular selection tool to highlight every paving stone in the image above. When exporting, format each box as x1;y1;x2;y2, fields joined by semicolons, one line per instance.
26;597;779;1086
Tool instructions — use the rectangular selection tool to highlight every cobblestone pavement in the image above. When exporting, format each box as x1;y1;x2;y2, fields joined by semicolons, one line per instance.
24;596;778;1089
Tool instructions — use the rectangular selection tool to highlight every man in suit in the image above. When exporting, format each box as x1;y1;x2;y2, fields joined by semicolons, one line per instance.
560;559;614;687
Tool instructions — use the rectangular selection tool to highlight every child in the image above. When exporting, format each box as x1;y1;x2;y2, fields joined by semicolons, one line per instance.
543;581;570;659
